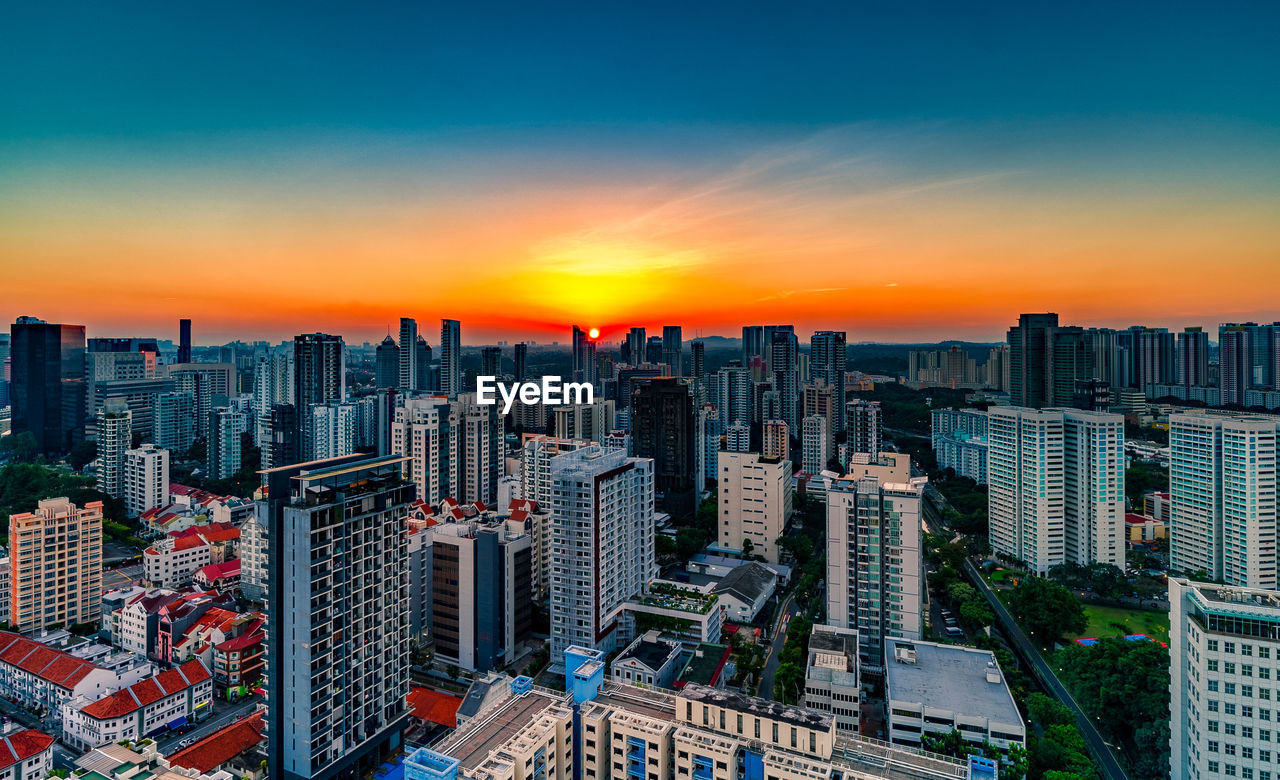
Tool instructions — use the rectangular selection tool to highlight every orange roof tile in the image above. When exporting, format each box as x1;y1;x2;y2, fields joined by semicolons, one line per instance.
0;729;54;770
0;633;102;689
407;687;462;727
79;660;210;721
167;712;264;773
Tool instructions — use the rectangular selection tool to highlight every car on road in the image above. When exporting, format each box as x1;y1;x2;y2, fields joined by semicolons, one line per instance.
945;626;964;637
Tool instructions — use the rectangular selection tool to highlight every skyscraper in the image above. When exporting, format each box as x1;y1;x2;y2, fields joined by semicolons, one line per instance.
481;346;501;378
761;419;789;460
178;318;192;364
208;407;248;479
306;401;359;461
514;342;528;382
690;341;706;384
294;333;345;459
571;327;596;385
1007;313;1058;408
1219;324;1253;406
459;394;503;505
1177;327;1210;387
9;497;102;633
846;398;882;456
1050;326;1093;407
440;319;461;396
626;327;646;365
810;330;846;433
987;407;1124;575
711;363;752;429
253;350;295;448
262;454;411;780
95;398;132;499
802;415;828;475
1169;411;1279;587
123;443;168;518
415;336;433;391
10;316;86;455
392;397;458;505
154;391;196;454
717;451;792;562
742;325;764;367
398;317;419;390
662;325;682;376
769;327;798;431
631;378;696;511
826;475;925;671
547;445;654;665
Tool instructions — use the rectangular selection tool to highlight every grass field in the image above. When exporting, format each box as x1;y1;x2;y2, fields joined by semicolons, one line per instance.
1071;603;1170;642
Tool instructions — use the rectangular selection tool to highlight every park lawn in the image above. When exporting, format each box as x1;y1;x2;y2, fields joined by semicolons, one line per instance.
1069;603;1170;642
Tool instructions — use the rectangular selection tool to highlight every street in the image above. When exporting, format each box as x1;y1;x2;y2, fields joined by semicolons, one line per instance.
757;591;801;699
101;564;143;592
152;696;262;753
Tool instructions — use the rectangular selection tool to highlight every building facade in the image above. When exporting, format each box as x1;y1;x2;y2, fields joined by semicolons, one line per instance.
716;452;792;563
9;498;103;632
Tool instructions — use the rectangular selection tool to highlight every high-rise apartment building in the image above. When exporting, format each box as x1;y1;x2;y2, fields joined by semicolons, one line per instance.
802;379;837;459
10;316;86;455
440;319;461;396
458;395;503;506
826;475;925;672
711;363;753;431
1169;577;1280;780
481;346;501;379
519;434;590;508
987;407;1124;575
553;399;615;443
96;398;132;499
123;443;169;518
253;350;294;448
810;331;846;433
262;454;411;780
1179;327;1211;388
690;341;706;384
548;446;654;666
306;401;359;461
9;497;102;632
802;416;829;475
717;451;792;563
725;421;750;453
762;419;789;460
631;378;696;509
513;342;528;382
769;328;799;431
154;391;196;454
662;326;682;376
426;518;532;673
1169;411;1279;587
930;408;989;484
375;335;399;389
1008;313;1058;408
208;407;248;480
393;397;458;505
294;333;345;459
846;398;882;456
399;318;419;390
1220;324;1255;406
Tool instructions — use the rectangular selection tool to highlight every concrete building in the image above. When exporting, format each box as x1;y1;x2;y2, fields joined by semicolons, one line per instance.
1169;411;1279;587
802;415;829;476
761;420;789;460
885;639;1025;759
9;498;102;632
712;364;753;432
207;407;248;480
716;452;792;563
548;446;655;667
826;476;925;673
803;624;859;734
426;517;533;673
440;319;461;396
305;401;358;461
0;729;52;780
1169;577;1280;780
411;667;980;780
0;632;120;717
610;630;683;688
123;444;169;518
931;408;989;484
239;515;267;602
96;399;132;499
9;317;86;455
61;659;212;750
143;536;212;588
846;399;882;456
712;562;777;623
153;391;196;455
987;407;1124;575
261;454;411;780
725;421;750;453
393;396;459;505
553;399;616;444
632;378;696;512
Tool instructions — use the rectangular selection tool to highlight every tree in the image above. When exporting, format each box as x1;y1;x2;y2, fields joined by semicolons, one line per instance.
959;598;994;629
777;534;813;564
1008;577;1087;645
66;439;98;471
1027;692;1074;727
0;432;38;463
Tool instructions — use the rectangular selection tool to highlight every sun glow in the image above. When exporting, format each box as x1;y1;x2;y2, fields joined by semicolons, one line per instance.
588;328;599;339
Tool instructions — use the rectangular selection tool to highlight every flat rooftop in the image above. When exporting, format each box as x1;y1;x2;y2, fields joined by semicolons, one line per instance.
885;640;1021;727
681;684;832;731
433;688;566;771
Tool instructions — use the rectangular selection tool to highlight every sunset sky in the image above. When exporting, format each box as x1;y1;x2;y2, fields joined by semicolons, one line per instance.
2;2;1278;345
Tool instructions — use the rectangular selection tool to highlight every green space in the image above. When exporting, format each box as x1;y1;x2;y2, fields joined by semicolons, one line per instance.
1071;604;1168;642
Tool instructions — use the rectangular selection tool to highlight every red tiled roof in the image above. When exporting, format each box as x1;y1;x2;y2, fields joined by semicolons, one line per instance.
79;659;210;721
509;498;539;513
0;729;54;770
197;560;240;582
1125;513;1155;524
215;620;264;653
407;687;462;727
0;633;103;690
167;711;264;773
173;535;210;552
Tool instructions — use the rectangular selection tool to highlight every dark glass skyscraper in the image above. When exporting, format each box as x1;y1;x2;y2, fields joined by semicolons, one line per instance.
177;318;192;363
440;319;461;396
374;335;398;389
10;316;86;454
631;377;695;513
810;330;846;433
1008;313;1058;408
514;342;528;382
293;333;345;459
662;325;682;376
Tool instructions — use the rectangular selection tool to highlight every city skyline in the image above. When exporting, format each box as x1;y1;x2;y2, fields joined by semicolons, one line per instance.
3;3;1279;343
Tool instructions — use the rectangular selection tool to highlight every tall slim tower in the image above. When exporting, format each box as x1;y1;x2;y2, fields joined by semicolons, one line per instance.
742;326;764;367
1177;327;1209;388
662;326;682;376
769;328;798;431
690;341;706;384
178;318;192;364
846;398;882;456
398;317;418;390
262;454;411;780
440;319;461;396
481;346;501;378
9;497;103;633
95;398;132;499
293;333;345;460
374;336;399;389
627;327;647;366
1219;324;1253;406
810;331;846;433
514;342;529;382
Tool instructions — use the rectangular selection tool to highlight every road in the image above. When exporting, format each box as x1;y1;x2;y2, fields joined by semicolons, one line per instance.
965;559;1129;780
757;591;801;700
101;564;143;592
152;696;262;753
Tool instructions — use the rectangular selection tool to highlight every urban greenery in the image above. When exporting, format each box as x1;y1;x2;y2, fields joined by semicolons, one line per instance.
770;613;813;704
1006;577;1088;647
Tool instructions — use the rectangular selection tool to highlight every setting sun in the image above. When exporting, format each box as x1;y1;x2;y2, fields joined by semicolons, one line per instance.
588;328;599;339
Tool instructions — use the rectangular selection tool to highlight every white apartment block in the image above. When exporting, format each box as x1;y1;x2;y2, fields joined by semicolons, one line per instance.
1169;577;1280;780
393;396;460;505
803;624;860;734
61;659;212;750
826;476;924;673
716;452;792;563
987;406;1123;575
802;415;829;475
123;444;169;518
519;434;590;508
725;421;750;453
96;399;132;499
548;446;655;667
143;536;212;588
0;730;52;780
885;639;1025;759
1170;411;1279;588
0;632;121;716
239;514;267;601
931;408;989;484
306;401;359;461
9;498;103;633
252;350;294;448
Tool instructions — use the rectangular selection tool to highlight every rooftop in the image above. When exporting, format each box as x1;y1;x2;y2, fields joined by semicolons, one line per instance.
680;684;832;731
884;639;1022;727
712;562;777;603
674;644;731;689
166;711;264;773
0;632;103;689
615;634;681;673
80;660;211;720
0;729;54;770
434;688;566;771
408;687;463;728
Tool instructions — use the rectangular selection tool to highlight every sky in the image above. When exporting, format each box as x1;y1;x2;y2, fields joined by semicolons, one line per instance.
2;1;1278;345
